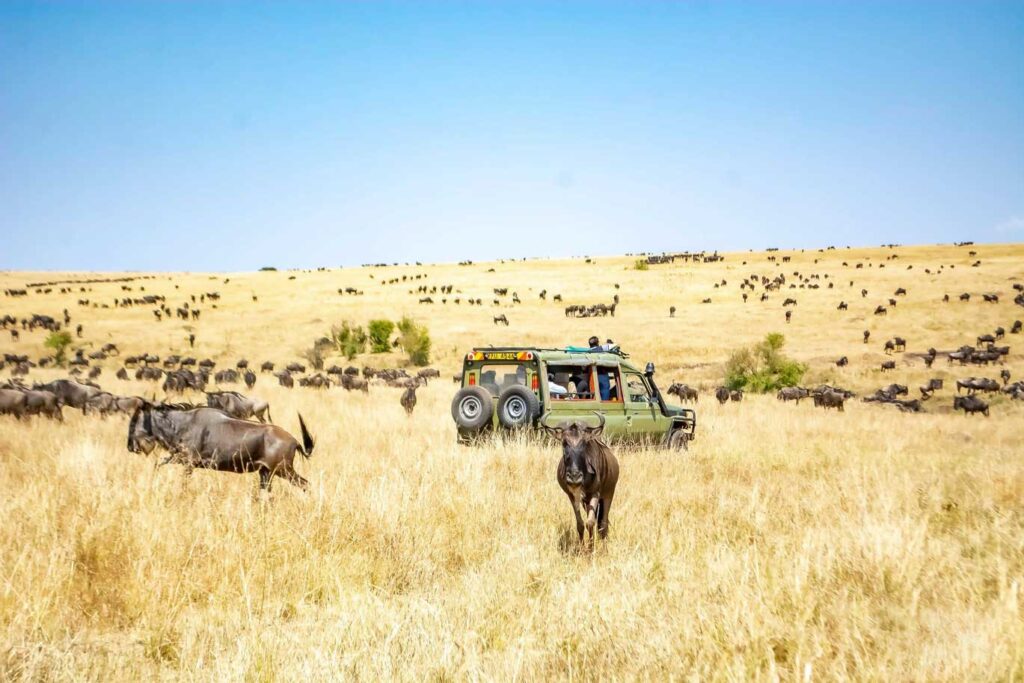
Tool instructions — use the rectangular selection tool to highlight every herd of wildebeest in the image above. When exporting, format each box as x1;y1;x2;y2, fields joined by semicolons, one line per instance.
1;245;1023;544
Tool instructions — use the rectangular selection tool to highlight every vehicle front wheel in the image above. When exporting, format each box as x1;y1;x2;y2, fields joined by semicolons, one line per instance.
451;386;494;432
668;429;690;451
496;385;541;429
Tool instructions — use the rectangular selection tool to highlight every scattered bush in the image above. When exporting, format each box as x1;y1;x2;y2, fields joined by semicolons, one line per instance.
724;333;806;392
633;259;649;271
368;319;396;354
331;322;367;360
397;317;431;366
44;330;73;367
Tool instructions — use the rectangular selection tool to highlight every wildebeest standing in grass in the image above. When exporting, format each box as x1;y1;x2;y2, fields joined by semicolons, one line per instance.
953;395;989;417
206;390;272;423
400;385;417;414
127;403;314;490
715;386;730;404
547;413;619;548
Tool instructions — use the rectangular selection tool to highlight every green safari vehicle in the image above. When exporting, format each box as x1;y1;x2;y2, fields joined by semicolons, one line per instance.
450;346;696;448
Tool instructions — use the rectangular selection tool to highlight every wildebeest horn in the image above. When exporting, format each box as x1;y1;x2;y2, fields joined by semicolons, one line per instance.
589;411;606;432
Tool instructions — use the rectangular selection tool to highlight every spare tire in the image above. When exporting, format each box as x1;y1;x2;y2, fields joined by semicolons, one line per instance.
496;385;541;429
451;386;494;432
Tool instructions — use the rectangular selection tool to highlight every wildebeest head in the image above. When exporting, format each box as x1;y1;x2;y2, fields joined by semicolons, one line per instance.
127;403;158;454
544;412;605;487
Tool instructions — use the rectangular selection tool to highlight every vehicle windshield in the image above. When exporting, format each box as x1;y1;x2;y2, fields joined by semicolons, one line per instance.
476;364;528;397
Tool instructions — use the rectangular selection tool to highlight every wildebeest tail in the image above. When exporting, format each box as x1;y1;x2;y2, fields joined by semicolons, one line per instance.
297;413;314;457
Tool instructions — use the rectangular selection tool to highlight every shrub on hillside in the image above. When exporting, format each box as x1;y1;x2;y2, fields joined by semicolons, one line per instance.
331;322;367;360
633;259;649;271
397;317;431;366
44;330;73;367
724;333;806;393
368;319;395;354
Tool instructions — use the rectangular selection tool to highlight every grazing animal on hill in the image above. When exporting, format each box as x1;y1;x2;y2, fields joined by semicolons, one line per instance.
400;385;417;414
777;386;809;403
715;386;730;404
206;391;272;423
953;395;989;417
127;404;314;490
548;414;619;548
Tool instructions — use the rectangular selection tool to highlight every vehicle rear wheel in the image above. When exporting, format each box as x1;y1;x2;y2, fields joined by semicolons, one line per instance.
668;428;689;451
496;385;540;429
451;386;494;432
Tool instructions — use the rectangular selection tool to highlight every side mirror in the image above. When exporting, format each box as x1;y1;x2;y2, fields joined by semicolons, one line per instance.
645;362;655;375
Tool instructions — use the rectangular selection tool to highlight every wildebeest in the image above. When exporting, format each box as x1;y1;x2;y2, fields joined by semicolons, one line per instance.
730;389;743;402
0;388;28;418
1001;369;1011;385
340;373;369;392
919;378;943;399
276;371;294;388
244;370;256;389
285;363;306;373
33;379;102;414
2;387;62;420
977;334;995;346
206;390;272;423
493;314;509;326
400;385;417;414
874;305;887;315
666;383;698;403
127;404;314;490
881;360;896;372
547;414;619;547
215;369;239;384
715;386;730;404
835;356;848;367
863;330;870;344
813;389;846;411
260;361;275;373
777;386;809;403
956;377;1000;394
953;395;989;416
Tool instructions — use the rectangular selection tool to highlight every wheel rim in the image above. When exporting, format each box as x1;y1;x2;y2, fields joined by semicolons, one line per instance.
504;396;527;422
460;396;482;420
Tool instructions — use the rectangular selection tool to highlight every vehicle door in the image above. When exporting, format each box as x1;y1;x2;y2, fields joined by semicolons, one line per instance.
621;369;660;443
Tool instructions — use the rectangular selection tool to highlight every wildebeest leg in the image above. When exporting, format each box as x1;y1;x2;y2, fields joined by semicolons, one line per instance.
277;464;309;491
566;492;584;542
597;494;613;539
585;496;599;547
259;468;273;492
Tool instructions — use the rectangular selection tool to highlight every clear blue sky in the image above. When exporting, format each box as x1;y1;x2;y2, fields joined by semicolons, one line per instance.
2;2;1022;271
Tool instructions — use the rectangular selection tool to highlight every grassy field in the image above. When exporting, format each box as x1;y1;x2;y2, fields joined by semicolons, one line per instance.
1;242;1023;680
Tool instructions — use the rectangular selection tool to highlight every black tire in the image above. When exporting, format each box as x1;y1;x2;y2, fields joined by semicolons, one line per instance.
496;385;541;429
451;386;494;432
668;428;689;451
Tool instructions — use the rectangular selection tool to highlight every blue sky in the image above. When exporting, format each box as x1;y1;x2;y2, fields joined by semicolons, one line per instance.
1;1;1022;271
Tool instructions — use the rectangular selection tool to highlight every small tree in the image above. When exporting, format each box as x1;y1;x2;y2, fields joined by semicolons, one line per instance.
368;319;395;354
633;258;649;271
724;333;806;393
331;322;367;360
397;317;431;366
44;330;73;367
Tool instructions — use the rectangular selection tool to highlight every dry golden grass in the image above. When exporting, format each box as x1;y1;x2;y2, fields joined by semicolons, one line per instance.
1;242;1023;680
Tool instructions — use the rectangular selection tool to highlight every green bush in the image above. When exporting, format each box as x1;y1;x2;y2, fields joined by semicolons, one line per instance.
331;322;367;360
397;317;431;366
633;259;649;271
724;333;806;393
44;330;73;367
368;319;395;354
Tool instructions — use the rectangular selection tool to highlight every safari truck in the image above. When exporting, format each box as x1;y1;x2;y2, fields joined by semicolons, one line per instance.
450;346;696;448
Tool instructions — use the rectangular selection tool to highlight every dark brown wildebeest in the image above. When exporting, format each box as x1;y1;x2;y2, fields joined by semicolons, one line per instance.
956;377;999;394
813;389;846;411
994;326;1005;340
785;310;792;323
236;359;249;370
893;336;906;351
0;388;28;418
206;390;271;423
33;379;102;413
1012;320;1022;334
953;395;989;416
667;383;698;403
874;305;887;316
277;371;294;388
260;361;275;373
116;367;129;380
286;362;306;373
919;378;943;399
777;387;809;403
340;374;369;392
895;287;907;296
835;356;848;367
244;370;256;389
863;330;871;344
417;368;441;382
730;389;743;402
977;334;995;346
669;306;676;317
493;314;509;326
884;340;896;354
838;301;848;310
983;293;999;303
215;369;239;384
960;292;971;302
400;385;417;414
547;413;619;548
1001;369;1011;385
881;360;896;372
127;404;314;490
715;386;730;404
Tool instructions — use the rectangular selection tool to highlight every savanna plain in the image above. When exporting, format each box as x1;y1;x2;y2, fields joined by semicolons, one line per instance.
1;242;1023;681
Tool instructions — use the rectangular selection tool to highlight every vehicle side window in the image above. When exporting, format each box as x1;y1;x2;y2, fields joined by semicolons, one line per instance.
623;372;651;403
546;364;594;400
596;366;620;402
